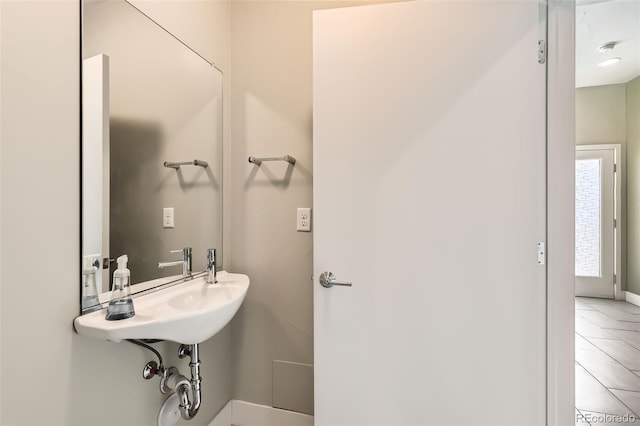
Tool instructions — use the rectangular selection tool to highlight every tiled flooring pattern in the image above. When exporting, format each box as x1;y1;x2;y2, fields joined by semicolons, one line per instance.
576;297;640;425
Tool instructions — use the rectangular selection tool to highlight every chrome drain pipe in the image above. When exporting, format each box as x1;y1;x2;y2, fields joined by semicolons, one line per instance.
157;343;202;420
178;343;201;420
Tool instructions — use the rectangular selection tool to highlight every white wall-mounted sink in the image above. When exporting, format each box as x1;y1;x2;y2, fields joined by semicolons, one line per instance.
74;271;249;344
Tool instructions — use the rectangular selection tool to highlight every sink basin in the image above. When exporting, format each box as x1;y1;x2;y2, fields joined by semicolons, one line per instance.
74;271;249;344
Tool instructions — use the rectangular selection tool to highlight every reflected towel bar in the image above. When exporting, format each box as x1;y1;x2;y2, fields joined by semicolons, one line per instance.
164;160;208;169
248;155;296;166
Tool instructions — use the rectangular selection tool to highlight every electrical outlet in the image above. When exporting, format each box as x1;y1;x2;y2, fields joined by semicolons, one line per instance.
163;207;175;228
297;208;311;232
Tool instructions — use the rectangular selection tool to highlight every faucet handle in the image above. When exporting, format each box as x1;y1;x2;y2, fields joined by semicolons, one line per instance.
170;247;192;258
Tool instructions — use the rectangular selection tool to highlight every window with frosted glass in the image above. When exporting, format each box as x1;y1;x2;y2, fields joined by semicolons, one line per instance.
575;159;601;277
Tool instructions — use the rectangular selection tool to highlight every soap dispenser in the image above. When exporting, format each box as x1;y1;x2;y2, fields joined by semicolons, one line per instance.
81;256;101;313
106;255;135;320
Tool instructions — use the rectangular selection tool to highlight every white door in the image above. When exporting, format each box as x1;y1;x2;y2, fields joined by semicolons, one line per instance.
313;2;547;425
82;54;110;293
575;147;616;299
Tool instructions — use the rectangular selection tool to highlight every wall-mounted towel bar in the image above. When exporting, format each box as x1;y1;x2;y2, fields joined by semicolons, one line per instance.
248;155;296;166
164;160;208;169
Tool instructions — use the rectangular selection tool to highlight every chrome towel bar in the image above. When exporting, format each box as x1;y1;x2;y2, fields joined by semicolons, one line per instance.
164;160;208;169
248;155;296;166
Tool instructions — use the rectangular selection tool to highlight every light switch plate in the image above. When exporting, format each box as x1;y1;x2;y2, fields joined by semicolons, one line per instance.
163;207;175;228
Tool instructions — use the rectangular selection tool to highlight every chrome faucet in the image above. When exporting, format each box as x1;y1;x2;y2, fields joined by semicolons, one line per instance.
158;247;192;278
206;248;217;284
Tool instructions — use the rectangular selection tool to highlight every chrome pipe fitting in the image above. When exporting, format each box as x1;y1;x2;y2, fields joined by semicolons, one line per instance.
177;344;191;359
157;344;202;420
138;341;203;420
176;343;201;420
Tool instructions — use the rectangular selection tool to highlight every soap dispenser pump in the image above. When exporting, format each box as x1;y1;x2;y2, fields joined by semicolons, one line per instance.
106;255;135;320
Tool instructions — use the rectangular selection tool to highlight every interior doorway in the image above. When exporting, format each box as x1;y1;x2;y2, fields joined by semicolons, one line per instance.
574;0;640;422
575;145;620;299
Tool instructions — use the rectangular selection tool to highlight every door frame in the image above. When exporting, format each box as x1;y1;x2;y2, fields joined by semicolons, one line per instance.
576;144;623;300
547;1;576;424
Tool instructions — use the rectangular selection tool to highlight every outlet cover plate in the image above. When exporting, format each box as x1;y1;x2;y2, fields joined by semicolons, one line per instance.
297;208;311;232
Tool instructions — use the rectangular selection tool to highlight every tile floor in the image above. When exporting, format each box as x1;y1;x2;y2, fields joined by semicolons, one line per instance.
575;297;640;425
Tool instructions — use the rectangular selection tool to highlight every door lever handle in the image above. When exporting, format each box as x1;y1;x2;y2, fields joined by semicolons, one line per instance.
320;271;352;288
103;257;115;269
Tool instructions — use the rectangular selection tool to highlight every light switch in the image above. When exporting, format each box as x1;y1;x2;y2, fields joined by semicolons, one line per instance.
163;207;174;228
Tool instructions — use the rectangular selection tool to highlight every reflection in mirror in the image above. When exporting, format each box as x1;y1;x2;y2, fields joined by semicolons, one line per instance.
81;0;223;313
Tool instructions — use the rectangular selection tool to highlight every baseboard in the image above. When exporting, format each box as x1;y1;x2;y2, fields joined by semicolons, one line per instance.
208;399;313;426
208;399;233;426
625;290;640;307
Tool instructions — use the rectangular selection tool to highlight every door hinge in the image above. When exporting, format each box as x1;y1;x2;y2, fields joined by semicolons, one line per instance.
613;274;617;285
537;242;545;265
614;219;617;228
538;40;546;64
614;163;617;173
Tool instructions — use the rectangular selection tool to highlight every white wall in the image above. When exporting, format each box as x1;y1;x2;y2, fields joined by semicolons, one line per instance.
626;76;640;297
0;1;232;424
576;84;626;145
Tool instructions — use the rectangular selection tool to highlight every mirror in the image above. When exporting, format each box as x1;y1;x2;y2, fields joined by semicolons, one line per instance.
81;0;223;313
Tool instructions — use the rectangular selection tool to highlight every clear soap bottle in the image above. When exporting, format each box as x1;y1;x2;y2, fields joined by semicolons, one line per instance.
106;255;135;320
82;256;101;313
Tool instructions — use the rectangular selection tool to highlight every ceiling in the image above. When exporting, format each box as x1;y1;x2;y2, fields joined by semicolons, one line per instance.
576;0;640;88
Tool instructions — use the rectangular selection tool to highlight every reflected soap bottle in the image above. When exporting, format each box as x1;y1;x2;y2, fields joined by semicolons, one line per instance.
106;255;135;320
82;256;101;313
